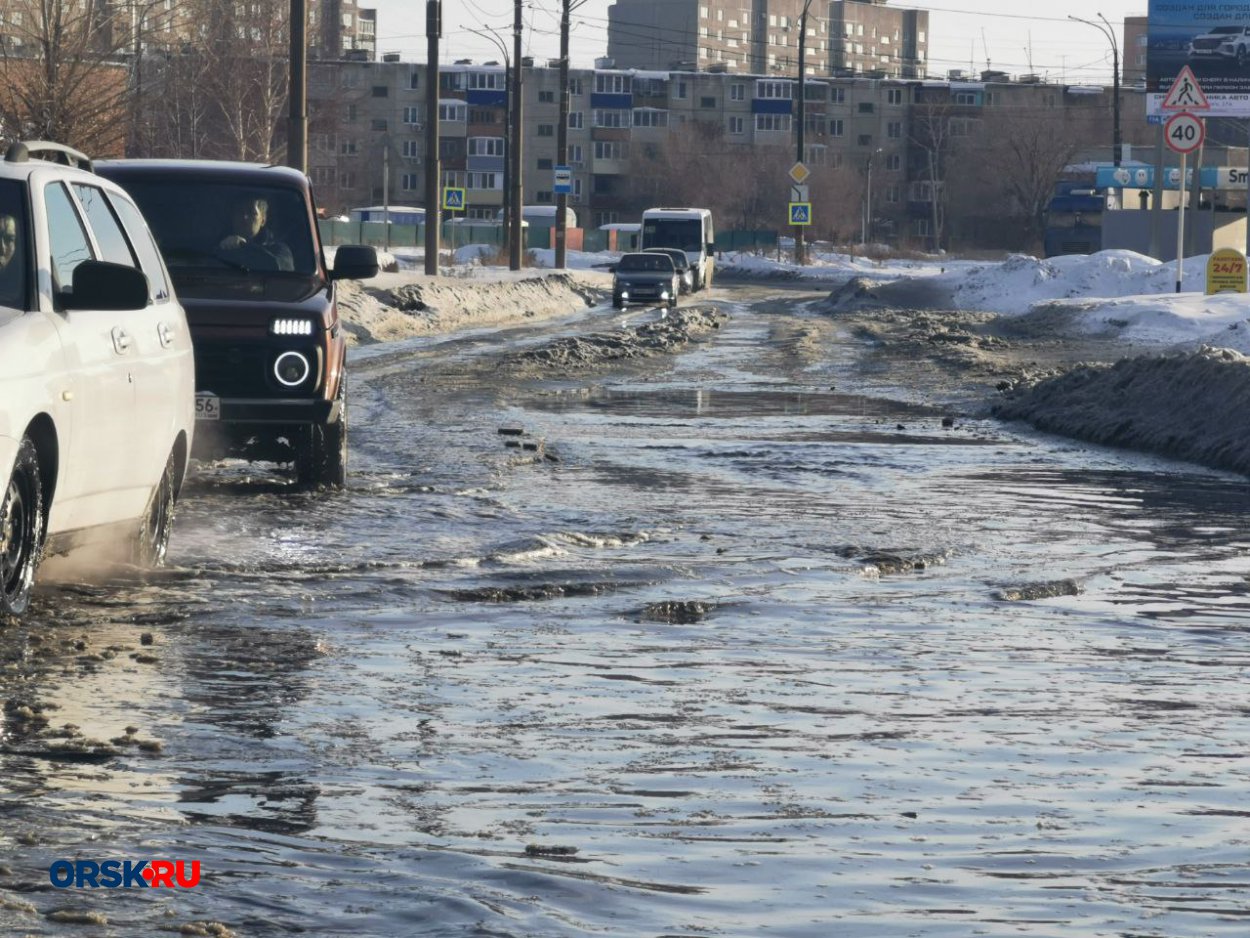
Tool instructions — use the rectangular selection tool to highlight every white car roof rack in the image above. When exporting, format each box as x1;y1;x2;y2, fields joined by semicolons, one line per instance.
4;141;93;172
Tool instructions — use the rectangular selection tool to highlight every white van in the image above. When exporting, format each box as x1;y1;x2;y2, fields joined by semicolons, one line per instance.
640;207;715;291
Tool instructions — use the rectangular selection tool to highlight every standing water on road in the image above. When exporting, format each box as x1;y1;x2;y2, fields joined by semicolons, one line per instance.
3;284;1248;937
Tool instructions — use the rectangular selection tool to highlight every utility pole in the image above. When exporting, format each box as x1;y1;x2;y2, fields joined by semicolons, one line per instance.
424;1;441;276
795;0;813;265
287;0;307;171
555;0;572;269
509;0;524;270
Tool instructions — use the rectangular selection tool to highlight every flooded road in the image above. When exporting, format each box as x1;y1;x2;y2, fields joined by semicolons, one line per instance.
4;283;1250;937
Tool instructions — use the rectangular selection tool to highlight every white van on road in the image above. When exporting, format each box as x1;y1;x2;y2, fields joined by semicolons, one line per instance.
640;208;715;291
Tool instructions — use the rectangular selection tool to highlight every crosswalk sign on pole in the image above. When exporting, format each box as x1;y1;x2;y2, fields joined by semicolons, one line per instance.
1161;65;1210;111
789;202;812;226
442;187;466;211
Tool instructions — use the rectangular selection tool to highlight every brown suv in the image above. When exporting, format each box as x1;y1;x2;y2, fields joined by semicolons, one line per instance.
95;160;378;487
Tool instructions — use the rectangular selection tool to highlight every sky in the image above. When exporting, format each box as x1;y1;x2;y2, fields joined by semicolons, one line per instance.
368;1;1148;85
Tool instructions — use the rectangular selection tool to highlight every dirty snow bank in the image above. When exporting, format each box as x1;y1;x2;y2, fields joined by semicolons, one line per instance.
335;271;609;345
995;346;1250;476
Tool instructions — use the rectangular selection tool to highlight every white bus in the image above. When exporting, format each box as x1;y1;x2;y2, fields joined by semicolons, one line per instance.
639;207;715;291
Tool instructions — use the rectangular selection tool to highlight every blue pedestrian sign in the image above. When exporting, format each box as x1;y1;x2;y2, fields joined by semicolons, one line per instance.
789;202;812;226
442;187;466;211
553;165;572;195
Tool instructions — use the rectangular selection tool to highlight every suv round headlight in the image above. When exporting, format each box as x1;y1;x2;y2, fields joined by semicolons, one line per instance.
273;350;311;387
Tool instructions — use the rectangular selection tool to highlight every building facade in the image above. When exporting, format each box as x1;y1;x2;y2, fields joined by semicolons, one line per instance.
606;0;927;78
307;57;1147;246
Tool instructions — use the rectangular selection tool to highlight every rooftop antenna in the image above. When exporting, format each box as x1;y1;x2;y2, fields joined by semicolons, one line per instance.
1025;30;1033;73
982;28;991;72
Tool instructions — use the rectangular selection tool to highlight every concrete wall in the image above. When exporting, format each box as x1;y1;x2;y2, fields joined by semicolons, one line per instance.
1103;209;1248;258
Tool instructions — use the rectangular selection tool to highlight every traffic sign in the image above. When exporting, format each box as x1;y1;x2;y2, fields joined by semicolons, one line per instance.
1161;65;1210;111
790;183;809;202
1165;111;1204;155
789;162;810;184
789;202;812;226
442;187;466;210
553;165;572;195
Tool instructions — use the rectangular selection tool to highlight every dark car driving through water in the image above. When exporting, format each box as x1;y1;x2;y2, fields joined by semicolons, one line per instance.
642;247;694;294
611;252;679;310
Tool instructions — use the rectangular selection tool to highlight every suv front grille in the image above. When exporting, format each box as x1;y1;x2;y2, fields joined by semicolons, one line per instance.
195;341;320;397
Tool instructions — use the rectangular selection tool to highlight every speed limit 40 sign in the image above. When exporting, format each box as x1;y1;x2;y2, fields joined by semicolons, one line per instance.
1165;111;1205;155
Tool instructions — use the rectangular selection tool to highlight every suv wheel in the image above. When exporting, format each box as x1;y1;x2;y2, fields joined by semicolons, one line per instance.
1;438;45;617
296;382;347;489
134;451;177;567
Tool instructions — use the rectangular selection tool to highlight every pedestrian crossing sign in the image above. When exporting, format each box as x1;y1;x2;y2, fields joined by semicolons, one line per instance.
442;187;466;210
789;202;812;226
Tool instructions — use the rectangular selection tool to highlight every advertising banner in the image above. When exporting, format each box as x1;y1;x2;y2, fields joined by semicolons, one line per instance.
1147;0;1250;116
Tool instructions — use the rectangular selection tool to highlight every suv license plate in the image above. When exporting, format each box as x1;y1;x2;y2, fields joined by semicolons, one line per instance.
195;394;221;421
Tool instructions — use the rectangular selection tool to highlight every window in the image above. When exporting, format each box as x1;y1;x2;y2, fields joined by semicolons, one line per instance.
536;190;553;203
45;183;93;291
675;80;688;99
887;121;902;138
538;124;554;137
755;113;791;132
402;140;420;159
311;166;335;187
829;118;844;136
339;171;357;189
568;144;583;163
468;137;505;157
857;102;874;114
401;173;419;191
372;119;388;132
568;111;584;129
539;90;554;103
885;185;900;204
347;104;357;122
69;184;130;269
439;102;466;122
468;71;505;91
593;109;630;128
594;141;628;160
633;109;668;127
730;83;745;101
595;73;632;94
954;92;977;105
755;80;793;99
887;88;903;105
886;154;901;171
371;85;388;98
467;172;500;190
537;158;553;170
403;106;420;125
831;87;845;104
857;134;872;146
729;116;744;134
408;71;420;90
569;78;584;96
340;138;358;155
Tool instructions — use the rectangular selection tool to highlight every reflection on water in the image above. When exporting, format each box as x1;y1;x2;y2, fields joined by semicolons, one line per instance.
2;291;1249;936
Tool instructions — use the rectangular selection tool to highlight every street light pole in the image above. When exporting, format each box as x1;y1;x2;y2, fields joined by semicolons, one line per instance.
469;26;512;258
1070;14;1121;167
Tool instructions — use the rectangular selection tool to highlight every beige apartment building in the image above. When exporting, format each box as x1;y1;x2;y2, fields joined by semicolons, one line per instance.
606;0;927;79
307;56;1148;246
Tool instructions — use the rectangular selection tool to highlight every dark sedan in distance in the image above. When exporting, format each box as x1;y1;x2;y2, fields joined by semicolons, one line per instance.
612;252;679;310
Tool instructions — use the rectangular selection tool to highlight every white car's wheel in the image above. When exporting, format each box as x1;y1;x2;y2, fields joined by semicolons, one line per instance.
133;450;177;567
0;438;45;617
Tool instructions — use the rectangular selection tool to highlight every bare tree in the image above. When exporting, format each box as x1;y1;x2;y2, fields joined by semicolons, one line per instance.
0;0;146;155
908;97;958;251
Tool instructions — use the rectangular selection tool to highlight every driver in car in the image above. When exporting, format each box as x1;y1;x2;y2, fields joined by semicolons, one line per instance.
218;196;294;271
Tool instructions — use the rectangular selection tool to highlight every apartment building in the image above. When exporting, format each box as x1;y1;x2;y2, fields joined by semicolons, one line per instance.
308;57;1142;245
606;0;926;78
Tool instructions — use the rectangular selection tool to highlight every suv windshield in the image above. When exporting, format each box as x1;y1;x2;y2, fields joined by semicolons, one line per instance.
117;179;318;286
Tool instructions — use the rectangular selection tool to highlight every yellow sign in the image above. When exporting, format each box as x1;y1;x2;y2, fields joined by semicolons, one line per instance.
1206;248;1247;294
442;187;466;211
788;162;810;184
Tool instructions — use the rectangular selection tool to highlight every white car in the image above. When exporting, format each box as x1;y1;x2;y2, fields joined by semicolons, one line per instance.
0;141;195;617
1188;26;1250;67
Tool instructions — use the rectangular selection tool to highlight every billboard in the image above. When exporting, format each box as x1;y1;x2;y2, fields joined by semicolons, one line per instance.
1147;0;1250;115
